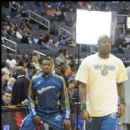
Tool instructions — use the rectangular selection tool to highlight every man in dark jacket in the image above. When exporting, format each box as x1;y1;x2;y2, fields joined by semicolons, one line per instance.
11;66;30;105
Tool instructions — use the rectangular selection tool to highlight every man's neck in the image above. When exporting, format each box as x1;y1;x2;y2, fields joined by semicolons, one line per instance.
98;53;110;59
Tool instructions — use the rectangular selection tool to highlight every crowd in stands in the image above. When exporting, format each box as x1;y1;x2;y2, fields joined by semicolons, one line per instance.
1;0;130;103
1;2;130;129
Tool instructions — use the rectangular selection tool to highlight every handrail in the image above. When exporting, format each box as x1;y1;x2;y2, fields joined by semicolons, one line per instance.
2;37;17;45
117;14;129;17
117;24;125;34
27;10;50;33
28;10;50;23
1;37;17;55
9;1;20;12
33;50;46;56
58;27;75;36
2;45;16;52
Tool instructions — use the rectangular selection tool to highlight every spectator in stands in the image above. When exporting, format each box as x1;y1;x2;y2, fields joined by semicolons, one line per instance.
116;33;128;53
118;39;127;53
20;57;71;130
2;91;12;106
78;2;89;9
60;63;72;87
37;34;45;45
46;5;55;21
2;60;12;76
11;66;30;105
16;27;23;39
65;36;75;46
64;49;72;65
15;55;24;66
59;62;78;130
1;70;10;94
55;7;63;22
1;69;11;106
67;76;78;130
43;38;56;50
44;34;50;42
33;53;42;64
56;34;66;46
2;25;9;38
55;49;66;66
75;35;128;130
7;77;16;92
31;55;41;70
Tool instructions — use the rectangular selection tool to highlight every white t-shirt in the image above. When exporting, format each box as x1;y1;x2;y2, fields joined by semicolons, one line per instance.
75;53;128;117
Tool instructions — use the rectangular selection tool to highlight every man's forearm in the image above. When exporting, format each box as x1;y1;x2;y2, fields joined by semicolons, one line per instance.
79;82;87;111
79;82;87;103
117;82;125;104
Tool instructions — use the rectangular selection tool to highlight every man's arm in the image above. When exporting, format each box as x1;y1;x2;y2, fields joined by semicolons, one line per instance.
117;82;125;117
60;77;71;130
79;82;92;122
117;82;125;100
28;80;37;116
79;82;87;104
28;79;43;126
60;77;70;119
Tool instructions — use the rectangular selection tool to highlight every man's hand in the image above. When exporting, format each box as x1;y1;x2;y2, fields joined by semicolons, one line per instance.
118;104;125;117
63;119;71;130
82;109;92;122
33;115;43;127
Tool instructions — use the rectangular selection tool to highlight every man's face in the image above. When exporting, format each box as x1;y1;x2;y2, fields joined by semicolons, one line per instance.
98;38;112;55
65;65;72;76
42;60;53;74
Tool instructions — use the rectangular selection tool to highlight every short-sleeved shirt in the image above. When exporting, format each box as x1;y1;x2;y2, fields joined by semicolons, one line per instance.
75;53;128;117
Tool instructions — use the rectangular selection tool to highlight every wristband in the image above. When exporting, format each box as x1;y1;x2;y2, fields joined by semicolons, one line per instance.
80;102;87;111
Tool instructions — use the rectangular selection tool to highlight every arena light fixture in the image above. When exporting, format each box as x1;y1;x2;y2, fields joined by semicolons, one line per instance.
76;9;112;45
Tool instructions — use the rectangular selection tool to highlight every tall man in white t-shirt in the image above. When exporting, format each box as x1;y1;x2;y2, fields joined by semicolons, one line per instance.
75;35;128;130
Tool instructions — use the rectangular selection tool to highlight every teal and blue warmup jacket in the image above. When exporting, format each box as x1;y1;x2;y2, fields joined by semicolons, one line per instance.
27;73;70;120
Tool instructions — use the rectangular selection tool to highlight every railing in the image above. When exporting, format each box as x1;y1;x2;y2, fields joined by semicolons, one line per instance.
33;50;46;56
9;1;20;13
27;10;51;33
117;14;129;17
1;37;17;56
117;24;126;34
116;14;129;34
58;27;76;39
2;45;16;52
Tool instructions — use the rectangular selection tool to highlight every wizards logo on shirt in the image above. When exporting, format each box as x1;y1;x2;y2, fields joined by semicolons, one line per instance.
37;86;55;94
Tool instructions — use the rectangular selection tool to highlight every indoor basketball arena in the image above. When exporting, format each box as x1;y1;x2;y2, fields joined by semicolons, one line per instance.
1;1;130;130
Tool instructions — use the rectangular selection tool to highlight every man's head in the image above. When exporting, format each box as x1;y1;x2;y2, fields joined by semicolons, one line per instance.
97;35;112;56
16;66;26;76
61;63;72;77
42;57;54;75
